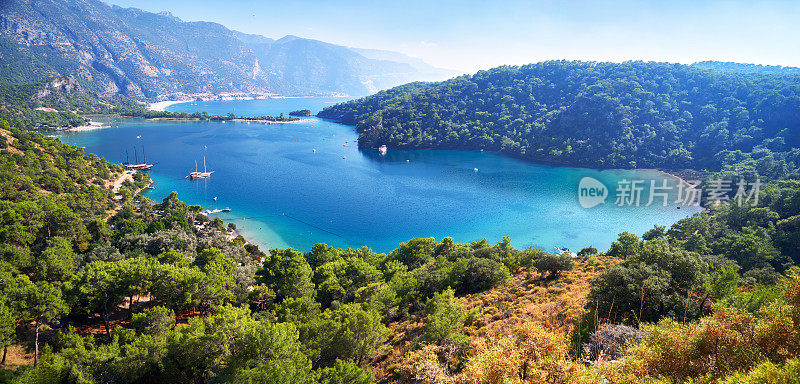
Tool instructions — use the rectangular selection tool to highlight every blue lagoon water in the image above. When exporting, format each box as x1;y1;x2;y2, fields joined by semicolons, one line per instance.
57;98;701;253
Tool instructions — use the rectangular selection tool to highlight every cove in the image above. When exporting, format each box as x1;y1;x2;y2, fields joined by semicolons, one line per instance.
56;97;702;253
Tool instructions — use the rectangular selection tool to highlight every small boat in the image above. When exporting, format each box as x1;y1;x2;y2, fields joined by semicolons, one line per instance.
474;168;479;172
342;155;347;159
204;208;230;215
378;145;387;155
555;247;578;258
213;196;218;201
313;149;316;153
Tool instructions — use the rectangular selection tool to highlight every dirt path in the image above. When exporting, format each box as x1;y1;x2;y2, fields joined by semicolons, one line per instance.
111;171;134;196
103;170;149;220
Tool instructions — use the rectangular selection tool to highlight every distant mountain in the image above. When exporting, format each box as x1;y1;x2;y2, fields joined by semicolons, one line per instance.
351;47;461;82
0;0;453;99
692;61;800;75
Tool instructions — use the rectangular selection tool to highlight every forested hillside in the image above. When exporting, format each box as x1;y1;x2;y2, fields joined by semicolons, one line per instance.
0;76;142;129
692;61;800;75
0;78;299;129
319;61;800;177
0;111;799;383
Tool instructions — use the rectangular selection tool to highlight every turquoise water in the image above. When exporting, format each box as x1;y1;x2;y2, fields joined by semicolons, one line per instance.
57;98;701;253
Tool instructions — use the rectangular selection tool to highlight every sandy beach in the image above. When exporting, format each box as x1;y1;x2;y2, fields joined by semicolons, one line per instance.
147;100;189;111
654;168;704;186
70;121;106;132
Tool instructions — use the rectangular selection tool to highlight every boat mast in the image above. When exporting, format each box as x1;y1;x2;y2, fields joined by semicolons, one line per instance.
142;145;146;164
134;147;138;164
125;150;129;164
195;160;198;172
203;155;207;173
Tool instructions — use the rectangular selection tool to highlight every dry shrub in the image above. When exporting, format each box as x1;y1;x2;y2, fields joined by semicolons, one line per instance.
626;314;760;380
716;357;800;384
464;322;589;384
401;344;452;384
586;324;643;362
619;274;800;382
400;343;469;384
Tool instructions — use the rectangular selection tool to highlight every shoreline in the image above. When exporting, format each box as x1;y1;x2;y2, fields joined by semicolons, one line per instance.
230;118;312;124
147;93;351;112
653;168;704;187
142;117;311;124
70;121;106;132
147;100;190;111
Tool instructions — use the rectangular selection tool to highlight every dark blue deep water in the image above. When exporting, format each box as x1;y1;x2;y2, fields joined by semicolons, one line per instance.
57;98;701;253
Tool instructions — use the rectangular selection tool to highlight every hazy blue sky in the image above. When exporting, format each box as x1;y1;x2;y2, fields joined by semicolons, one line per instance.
105;0;799;73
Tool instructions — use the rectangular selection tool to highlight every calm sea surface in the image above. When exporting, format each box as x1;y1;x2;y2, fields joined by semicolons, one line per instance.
57;97;701;253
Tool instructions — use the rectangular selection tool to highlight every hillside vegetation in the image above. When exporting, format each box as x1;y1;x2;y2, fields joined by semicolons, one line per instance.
0;78;298;129
2;57;800;382
0;116;799;383
319;61;800;178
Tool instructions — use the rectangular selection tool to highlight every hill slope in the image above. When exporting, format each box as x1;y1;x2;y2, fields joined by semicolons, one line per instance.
0;0;452;98
318;61;800;175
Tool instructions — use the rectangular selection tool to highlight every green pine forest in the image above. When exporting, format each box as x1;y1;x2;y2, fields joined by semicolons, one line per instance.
1;61;800;384
318;61;800;180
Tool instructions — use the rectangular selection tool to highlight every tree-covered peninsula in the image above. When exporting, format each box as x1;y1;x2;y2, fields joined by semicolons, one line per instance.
319;61;800;179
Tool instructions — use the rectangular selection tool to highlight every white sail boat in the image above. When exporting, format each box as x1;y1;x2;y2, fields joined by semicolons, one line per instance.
189;155;213;179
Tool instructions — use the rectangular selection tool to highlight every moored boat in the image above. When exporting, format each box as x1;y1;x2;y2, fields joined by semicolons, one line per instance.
189;154;214;179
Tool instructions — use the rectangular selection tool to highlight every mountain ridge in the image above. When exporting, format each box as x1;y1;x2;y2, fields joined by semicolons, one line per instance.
0;0;454;99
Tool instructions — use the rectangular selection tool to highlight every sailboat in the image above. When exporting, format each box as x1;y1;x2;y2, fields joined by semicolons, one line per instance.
189;155;213;179
123;145;155;171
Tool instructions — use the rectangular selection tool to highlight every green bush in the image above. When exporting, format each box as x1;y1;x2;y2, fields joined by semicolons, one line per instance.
531;252;574;278
421;288;469;347
449;256;510;294
316;359;375;384
131;306;175;336
578;246;598;256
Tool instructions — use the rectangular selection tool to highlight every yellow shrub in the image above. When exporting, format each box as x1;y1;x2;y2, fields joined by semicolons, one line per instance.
465;323;580;384
401;344;452;384
716;358;800;384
